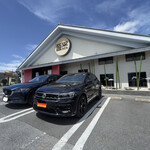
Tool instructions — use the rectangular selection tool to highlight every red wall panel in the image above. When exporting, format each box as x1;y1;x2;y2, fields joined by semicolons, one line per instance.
52;65;60;75
24;69;32;82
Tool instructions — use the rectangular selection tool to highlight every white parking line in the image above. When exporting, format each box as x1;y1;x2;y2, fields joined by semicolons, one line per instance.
72;97;110;150
0;108;35;123
52;97;106;150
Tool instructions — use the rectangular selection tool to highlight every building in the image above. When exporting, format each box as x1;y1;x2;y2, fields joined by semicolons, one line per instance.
17;24;150;89
0;71;17;85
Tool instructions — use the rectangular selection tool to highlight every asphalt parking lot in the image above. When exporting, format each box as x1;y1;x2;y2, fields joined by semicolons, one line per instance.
0;87;150;150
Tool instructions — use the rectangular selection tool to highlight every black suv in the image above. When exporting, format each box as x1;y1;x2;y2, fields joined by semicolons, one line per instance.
2;75;61;105
33;73;101;117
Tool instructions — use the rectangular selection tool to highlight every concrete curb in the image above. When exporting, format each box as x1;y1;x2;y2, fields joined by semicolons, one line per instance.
103;89;150;96
111;97;122;100
135;98;150;103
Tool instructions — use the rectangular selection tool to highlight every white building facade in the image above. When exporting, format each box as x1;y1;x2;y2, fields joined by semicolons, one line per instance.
18;24;150;89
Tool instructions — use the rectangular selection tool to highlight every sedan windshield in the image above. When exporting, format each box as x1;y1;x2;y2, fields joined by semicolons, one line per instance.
56;74;85;83
29;75;49;83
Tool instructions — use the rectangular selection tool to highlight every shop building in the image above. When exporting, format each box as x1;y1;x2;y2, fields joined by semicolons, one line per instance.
17;24;150;89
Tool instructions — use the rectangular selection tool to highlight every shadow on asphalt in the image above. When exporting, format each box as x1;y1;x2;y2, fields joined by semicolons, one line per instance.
5;103;31;110
35;96;104;125
36;113;79;125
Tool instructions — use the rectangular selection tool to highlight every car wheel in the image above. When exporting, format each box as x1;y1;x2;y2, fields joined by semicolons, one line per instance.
76;95;87;118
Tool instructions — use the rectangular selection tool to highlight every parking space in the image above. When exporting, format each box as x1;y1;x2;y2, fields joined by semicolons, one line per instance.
84;97;150;150
0;86;4;95
0;94;150;150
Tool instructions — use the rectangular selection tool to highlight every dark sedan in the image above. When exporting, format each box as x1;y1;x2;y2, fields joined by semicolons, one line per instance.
33;73;101;117
2;74;61;105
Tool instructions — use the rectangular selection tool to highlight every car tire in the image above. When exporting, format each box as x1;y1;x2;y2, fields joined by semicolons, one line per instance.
76;95;87;118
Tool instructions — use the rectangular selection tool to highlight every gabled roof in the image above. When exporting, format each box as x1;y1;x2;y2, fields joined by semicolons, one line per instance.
18;24;150;70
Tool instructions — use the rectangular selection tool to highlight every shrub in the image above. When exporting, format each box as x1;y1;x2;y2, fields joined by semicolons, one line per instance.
1;79;8;86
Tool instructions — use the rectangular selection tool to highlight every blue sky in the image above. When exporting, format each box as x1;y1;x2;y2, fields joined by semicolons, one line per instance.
0;0;150;72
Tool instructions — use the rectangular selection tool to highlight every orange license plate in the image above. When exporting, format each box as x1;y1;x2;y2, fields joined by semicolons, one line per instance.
37;102;47;108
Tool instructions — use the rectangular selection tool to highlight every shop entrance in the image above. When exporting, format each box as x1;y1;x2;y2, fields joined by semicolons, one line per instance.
32;66;52;78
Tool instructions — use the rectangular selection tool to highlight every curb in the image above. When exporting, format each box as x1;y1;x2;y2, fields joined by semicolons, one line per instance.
110;97;122;100
135;98;150;103
102;89;150;96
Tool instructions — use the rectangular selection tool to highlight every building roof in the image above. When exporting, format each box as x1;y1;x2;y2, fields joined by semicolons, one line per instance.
18;24;150;71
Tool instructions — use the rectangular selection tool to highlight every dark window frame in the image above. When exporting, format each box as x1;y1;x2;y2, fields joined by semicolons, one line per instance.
98;57;113;65
60;71;68;75
78;69;88;73
100;74;114;87
128;72;147;87
126;52;145;62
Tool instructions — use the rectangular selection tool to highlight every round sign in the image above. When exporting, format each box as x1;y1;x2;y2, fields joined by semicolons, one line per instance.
55;37;71;56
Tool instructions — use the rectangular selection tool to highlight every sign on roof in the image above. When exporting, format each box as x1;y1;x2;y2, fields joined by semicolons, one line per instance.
55;37;71;56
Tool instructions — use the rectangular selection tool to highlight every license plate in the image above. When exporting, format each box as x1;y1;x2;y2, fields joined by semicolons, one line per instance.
37;102;47;108
3;97;8;102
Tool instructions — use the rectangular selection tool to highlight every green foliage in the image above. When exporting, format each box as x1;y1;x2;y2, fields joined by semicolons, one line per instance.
80;64;85;72
88;61;96;75
93;60;95;75
1;79;7;86
80;61;95;75
88;63;91;73
116;56;120;89
134;55;143;90
104;62;107;88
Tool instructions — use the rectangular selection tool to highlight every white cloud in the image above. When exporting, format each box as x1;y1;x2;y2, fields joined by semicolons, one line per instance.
0;62;19;72
0;44;39;72
114;20;139;33
96;0;125;13
12;54;24;60
90;22;107;30
26;44;38;54
0;55;25;72
26;44;37;50
17;0;78;24
114;5;150;34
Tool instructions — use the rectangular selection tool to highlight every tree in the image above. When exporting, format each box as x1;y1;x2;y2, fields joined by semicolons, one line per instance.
104;62;108;88
116;56;121;89
1;79;8;86
134;55;143;90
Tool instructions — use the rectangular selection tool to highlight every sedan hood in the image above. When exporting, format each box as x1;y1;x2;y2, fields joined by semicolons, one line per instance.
3;82;42;91
37;82;83;93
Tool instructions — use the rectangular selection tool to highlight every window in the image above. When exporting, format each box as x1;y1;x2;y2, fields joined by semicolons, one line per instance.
56;73;85;84
60;71;68;75
32;66;52;78
98;57;113;65
89;73;99;84
78;69;88;73
128;72;147;87
89;73;97;81
11;79;16;82
85;75;92;84
126;52;145;62
100;74;114;87
48;75;60;82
